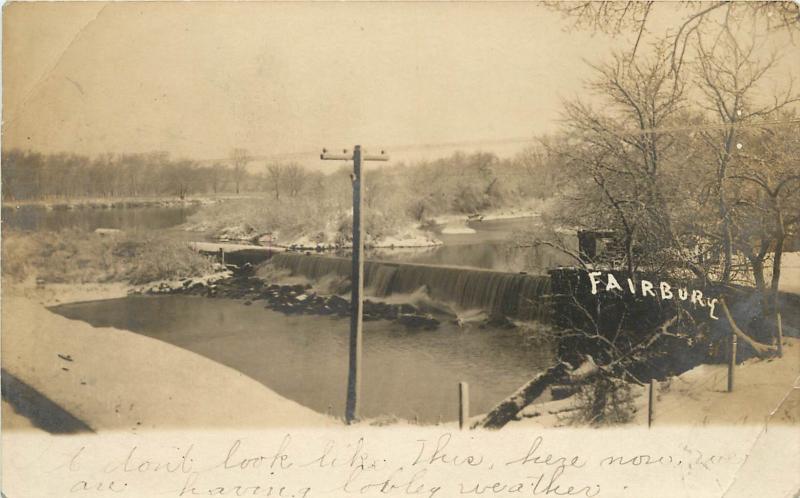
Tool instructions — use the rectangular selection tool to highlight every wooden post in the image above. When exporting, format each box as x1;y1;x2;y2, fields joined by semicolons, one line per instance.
459;381;469;430
320;146;388;425
728;332;737;393
344;145;365;425
218;248;225;266
777;313;783;358
647;379;656;428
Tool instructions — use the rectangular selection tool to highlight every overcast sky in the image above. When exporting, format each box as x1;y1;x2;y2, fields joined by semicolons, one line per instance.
2;2;795;170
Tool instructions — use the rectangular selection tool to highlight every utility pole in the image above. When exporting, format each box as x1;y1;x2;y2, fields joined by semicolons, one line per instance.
321;145;389;424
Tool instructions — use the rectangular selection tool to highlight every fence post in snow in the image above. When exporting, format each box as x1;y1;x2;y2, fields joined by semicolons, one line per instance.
728;332;737;393
459;381;469;430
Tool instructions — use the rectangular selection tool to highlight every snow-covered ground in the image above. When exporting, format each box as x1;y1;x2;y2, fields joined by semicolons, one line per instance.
479;207;544;221
635;339;799;426
506;338;799;429
430;203;545;226
191;221;444;250
272;225;443;250
373;228;443;248
2;196;219;209
440;223;477;235
188;201;550;250
4;280;132;308
130;269;234;295
779;251;800;294
1;294;335;432
189;241;285;253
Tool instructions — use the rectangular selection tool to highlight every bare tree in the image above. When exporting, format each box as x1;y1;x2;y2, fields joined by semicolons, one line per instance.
166;160;196;199
692;25;799;284
230;148;250;195
547;1;799;68
210;163;225;194
731;117;800;322
266;163;284;201
283;163;306;198
552;43;694;276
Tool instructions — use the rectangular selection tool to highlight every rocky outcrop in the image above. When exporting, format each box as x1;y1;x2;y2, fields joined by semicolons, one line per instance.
144;275;442;331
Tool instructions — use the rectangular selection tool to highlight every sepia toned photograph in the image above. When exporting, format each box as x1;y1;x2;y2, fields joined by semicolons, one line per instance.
1;1;799;497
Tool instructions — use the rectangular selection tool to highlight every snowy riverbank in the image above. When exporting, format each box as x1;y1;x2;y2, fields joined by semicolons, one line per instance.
1;196;219;210
185;215;444;250
506;338;799;429
1;291;335;433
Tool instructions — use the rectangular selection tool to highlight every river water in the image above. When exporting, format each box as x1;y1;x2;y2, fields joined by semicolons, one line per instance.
1;203;199;232
373;217;575;273
53;295;554;423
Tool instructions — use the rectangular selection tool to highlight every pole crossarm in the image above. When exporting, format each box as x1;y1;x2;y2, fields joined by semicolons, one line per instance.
321;148;390;161
363;153;390;161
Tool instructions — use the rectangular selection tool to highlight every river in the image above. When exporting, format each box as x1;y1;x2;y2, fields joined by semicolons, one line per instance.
52;295;554;423
1;203;199;232
375;218;574;273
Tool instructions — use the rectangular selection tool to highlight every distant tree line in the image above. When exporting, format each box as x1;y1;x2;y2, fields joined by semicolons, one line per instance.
0;150;267;201
1;145;567;218
188;148;566;249
397;148;565;221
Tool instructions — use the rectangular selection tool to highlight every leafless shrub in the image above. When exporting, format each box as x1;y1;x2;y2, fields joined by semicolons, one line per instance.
567;375;637;426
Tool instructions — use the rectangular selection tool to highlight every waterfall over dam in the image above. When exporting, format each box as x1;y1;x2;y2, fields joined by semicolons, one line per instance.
270;252;553;321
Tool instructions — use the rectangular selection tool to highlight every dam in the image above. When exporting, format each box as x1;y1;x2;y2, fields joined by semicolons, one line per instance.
270;252;554;322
